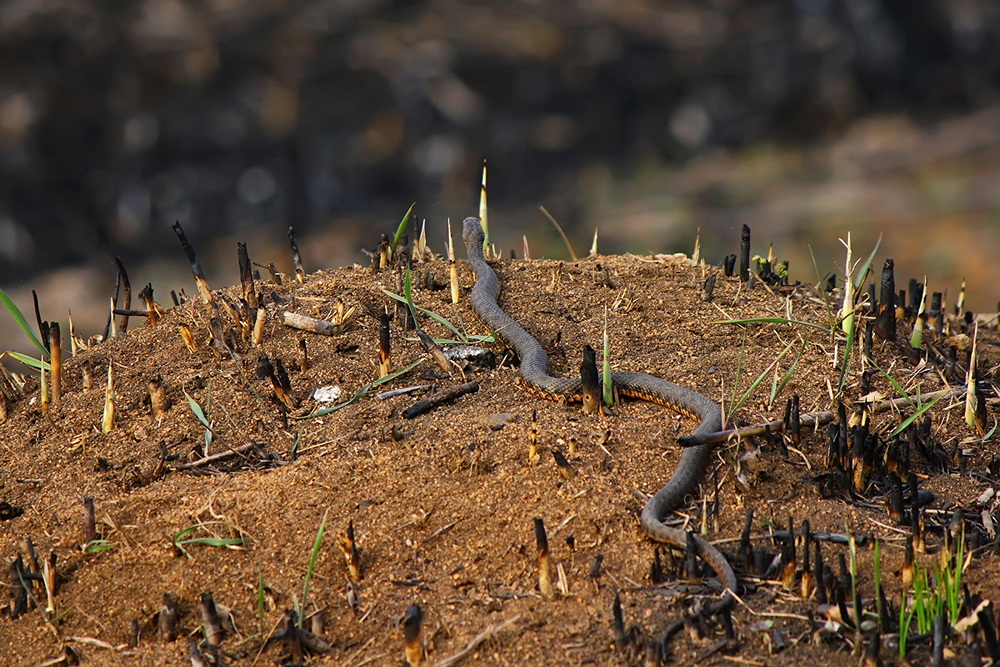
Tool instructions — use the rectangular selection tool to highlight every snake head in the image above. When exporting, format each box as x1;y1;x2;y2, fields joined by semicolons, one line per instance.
462;217;484;249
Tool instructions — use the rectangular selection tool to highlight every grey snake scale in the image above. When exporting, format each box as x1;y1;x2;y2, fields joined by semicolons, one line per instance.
462;217;736;613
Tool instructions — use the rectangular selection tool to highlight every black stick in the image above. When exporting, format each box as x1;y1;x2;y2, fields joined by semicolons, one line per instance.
875;259;896;341
402;382;479;419
535;517;553;597
200;591;224;647
288;226;305;282
237;242;258;310
739;224;751;282
32;290;49;352
158;593;180;641
139;283;158;326
114;257;132;335
403;604;423;666
612;593;627;651
580;345;601;415
172;221;213;304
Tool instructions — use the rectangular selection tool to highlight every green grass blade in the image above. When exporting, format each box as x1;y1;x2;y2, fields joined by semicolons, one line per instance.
383;289;467;342
853;234;883;290
887;390;949;438
390;203;416;258
171;521;250;556
769;338;807;409
808;245;836;329
173;524;201;541
176;536;248;548
731;342;790;418
300;508;329;625
867;358;913;408
83;539;116;554
3;351;51;371
899;589;913;659
184;391;212;430
728;330;748;420
0;289;49;359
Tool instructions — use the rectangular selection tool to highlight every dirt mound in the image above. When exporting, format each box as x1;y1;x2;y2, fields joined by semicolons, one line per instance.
0;237;998;665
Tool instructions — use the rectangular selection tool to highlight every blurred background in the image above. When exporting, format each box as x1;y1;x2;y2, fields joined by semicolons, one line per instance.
1;0;999;353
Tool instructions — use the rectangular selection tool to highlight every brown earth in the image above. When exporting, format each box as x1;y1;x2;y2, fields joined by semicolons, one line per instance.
0;236;998;666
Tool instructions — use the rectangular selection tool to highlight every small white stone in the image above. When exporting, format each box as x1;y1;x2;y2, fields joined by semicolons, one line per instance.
312;385;342;403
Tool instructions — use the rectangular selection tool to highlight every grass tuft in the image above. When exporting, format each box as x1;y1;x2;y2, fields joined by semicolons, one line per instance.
172;520;251;559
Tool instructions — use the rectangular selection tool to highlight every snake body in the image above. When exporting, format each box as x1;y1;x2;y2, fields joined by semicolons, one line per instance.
462;217;736;610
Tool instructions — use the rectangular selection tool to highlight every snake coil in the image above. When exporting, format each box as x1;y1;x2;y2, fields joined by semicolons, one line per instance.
462;217;735;614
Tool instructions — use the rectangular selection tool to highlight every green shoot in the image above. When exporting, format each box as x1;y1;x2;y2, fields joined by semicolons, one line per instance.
911;278;927;349
0;288;49;359
172;521;251;559
390;203;416;260
942;525;965;625
840;233;855;336
729;338;797;420
852;234;882;291
912;565;938;634
808;246;837;329
299;508;329;626
725;330;748;426
887;390;948;438
184;390;215;454
767;337;807;410
867;357;913;407
480;161;489;252
849;528;861;640
602;307;613;408
83;539;116;554
414;218;427;262
1;351;51;372
965;324;979;429
899;524;967;659
838;233;880;336
836;302;858;394
899;587;915;659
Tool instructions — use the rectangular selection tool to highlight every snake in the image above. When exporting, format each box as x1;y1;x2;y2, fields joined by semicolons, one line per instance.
462;216;736;614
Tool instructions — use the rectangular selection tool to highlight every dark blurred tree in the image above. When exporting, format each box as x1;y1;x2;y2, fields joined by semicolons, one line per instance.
0;0;996;280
